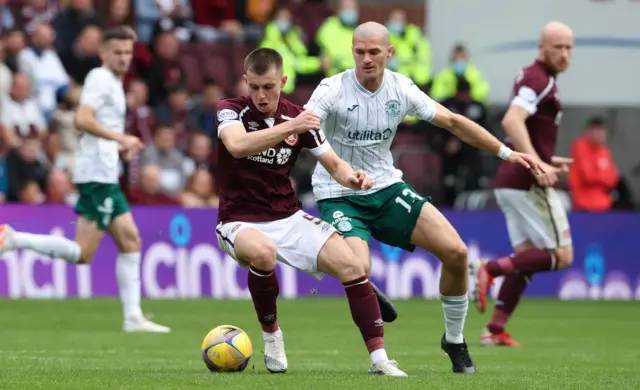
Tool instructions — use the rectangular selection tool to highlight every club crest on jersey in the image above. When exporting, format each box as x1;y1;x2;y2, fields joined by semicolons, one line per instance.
284;134;298;146
385;99;401;118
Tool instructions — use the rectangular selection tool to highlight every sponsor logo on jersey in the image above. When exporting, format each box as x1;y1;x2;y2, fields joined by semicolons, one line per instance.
330;210;353;232
347;104;359;112
346;128;394;142
284;134;298;146
246;147;292;165
385;99;401;117
218;109;238;122
248;121;259;130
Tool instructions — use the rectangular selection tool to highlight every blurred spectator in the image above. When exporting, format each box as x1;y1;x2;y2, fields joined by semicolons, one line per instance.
260;7;321;94
18;179;44;204
105;0;132;27
46;169;77;205
316;0;358;76
16;0;60;35
0;74;47;153
17;23;69;121
3;28;26;72
134;0;191;43
0;157;6;202
139;125;187;195
127;164;180;205
386;9;432;89
150;0;195;43
188;78;223;137
569;117;620;212
59;24;102;85
183;132;212;176
436;78;486;205
144;31;185;107
191;0;243;42
0;0;15;34
234;77;249;97
179;168;219;208
156;83;193;148
126;78;156;145
430;43;490;104
6;134;48;202
52;0;102;53
52;84;81;173
0;38;12;94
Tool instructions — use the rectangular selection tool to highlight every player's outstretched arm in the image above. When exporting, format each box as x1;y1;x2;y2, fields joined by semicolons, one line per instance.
431;103;544;175
315;147;373;190
220;110;320;159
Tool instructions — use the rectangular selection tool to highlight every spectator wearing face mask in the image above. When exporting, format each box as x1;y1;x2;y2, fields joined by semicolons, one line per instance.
315;0;359;76
385;9;432;89
259;7;321;94
430;43;490;104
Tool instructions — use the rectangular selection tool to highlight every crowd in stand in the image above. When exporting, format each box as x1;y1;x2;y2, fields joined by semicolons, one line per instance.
3;0;622;211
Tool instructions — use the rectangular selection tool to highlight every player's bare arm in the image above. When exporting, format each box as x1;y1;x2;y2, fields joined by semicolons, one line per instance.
316;147;374;191
220;110;320;159
75;104;143;153
431;103;544;175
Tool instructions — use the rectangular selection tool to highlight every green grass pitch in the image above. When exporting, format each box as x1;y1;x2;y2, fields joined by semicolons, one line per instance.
0;299;638;389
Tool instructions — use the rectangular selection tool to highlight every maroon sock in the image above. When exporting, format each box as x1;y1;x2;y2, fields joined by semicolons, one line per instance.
248;266;279;333
343;276;384;353
487;273;532;334
486;248;556;277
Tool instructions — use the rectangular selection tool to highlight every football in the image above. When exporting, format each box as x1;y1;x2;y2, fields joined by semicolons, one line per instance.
201;325;253;372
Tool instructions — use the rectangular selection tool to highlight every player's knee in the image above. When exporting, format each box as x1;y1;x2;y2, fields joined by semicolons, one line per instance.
120;230;141;253
335;254;367;283
247;241;277;271
442;241;468;270
77;247;96;264
554;247;574;270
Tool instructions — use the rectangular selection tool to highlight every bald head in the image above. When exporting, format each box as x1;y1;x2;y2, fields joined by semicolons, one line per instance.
540;21;573;44
353;22;389;46
538;21;574;74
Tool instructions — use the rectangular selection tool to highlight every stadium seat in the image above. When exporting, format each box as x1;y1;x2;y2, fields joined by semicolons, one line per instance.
395;150;443;203
202;55;232;93
286;86;315;106
179;55;203;93
231;44;254;81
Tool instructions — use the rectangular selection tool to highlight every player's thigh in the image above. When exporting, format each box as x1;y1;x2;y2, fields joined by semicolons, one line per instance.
73;216;105;263
317;198;372;243
495;189;532;249
409;202;468;267
216;222;278;270
108;212;141;253
316;233;366;283
370;183;432;252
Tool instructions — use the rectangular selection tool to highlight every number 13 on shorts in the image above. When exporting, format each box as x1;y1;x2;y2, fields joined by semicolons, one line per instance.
395;188;424;213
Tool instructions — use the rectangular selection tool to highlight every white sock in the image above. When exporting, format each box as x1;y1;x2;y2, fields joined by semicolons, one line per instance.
262;328;282;340
441;294;468;344
370;348;388;364
13;232;80;263
116;252;143;320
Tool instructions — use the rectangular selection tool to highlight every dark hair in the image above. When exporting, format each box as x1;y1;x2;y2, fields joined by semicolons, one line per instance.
103;26;136;43
586;116;606;129
202;78;219;88
244;48;283;75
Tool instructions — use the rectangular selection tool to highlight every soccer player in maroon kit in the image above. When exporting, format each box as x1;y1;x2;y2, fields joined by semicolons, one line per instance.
214;48;407;376
470;22;576;347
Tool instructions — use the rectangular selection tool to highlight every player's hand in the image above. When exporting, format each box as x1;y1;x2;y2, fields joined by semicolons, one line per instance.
118;135;145;155
291;110;320;134
551;156;573;173
535;162;561;187
347;170;374;190
506;152;545;176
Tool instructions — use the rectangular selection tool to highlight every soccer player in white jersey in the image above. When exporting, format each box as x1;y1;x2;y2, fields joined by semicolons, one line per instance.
0;26;170;333
305;22;544;373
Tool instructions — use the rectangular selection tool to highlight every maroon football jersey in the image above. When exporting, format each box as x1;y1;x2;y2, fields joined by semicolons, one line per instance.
493;60;563;190
216;96;328;224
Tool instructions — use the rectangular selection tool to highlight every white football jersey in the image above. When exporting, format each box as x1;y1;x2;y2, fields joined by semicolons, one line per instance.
304;69;437;200
73;67;126;184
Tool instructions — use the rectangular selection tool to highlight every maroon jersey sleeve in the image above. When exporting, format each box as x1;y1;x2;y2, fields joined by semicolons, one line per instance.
216;99;245;138
510;67;555;115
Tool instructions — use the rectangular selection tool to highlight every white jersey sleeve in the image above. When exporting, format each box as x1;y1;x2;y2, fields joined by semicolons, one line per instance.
303;77;341;121
402;76;437;122
79;69;109;110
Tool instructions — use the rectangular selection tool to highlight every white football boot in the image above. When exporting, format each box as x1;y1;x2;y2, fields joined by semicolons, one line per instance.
0;224;16;254
368;360;408;377
123;315;171;333
263;332;288;373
